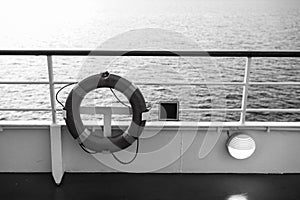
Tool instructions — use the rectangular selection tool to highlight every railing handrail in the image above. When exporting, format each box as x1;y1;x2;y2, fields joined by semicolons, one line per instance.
1;49;300;125
2;108;300;113
0;49;300;57
1;81;300;85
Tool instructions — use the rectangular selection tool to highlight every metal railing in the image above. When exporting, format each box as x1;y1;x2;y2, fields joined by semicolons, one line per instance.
0;50;300;126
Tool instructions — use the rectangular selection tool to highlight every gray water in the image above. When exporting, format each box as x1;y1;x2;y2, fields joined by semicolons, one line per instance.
0;0;299;122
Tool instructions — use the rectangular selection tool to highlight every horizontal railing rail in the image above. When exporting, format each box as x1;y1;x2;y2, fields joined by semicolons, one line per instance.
1;81;300;85
2;108;300;113
0;50;300;57
0;50;299;126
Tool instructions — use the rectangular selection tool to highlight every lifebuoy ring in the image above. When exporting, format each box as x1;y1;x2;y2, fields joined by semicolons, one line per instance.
64;72;148;153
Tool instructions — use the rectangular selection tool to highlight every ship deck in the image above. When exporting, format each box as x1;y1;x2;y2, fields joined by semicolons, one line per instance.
1;50;300;187
2;173;300;200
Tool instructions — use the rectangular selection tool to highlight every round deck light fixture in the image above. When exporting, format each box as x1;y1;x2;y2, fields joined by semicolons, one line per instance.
227;132;256;160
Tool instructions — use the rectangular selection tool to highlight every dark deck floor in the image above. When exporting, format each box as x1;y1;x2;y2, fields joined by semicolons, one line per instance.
1;173;300;200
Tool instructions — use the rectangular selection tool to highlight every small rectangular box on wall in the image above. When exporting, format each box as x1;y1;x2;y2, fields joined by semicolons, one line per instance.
158;101;179;121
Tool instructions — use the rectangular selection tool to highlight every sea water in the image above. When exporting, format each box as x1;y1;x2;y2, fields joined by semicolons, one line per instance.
0;0;299;122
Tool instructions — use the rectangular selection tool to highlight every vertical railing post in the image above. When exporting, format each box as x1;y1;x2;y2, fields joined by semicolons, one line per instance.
240;57;251;124
47;55;64;185
47;55;57;124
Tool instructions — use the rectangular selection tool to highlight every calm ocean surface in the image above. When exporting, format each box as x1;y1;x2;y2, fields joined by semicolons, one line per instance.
0;0;299;122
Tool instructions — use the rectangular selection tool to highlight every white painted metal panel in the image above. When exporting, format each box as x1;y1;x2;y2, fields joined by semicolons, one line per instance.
0;128;51;172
